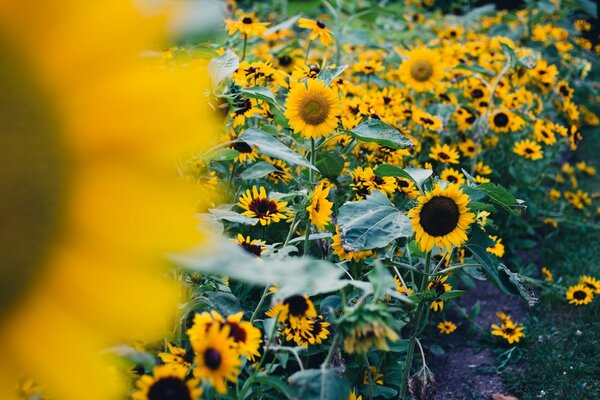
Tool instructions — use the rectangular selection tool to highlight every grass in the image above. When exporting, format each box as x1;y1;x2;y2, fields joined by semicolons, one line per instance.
501;130;600;399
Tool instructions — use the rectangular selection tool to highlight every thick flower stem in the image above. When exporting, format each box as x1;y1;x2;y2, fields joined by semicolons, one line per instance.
241;33;248;61
398;251;432;400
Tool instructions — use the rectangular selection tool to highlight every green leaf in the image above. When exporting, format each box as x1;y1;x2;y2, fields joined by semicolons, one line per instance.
439;290;466;300
367;261;396;301
465;227;533;304
317;65;349;86
208;208;258;225
348;119;413;149
205;291;243;315
240;161;277;180
202;147;239;162
500;42;533;69
574;0;597;16
316;150;345;179
264;15;300;36
337;191;412;251
288;369;350;400
453;63;493;77
240;128;317;171
374;164;432;189
172;239;348;301
106;345;156;369
240;86;279;105
208;49;239;86
370;386;398;398
474;182;523;216
254;375;294;399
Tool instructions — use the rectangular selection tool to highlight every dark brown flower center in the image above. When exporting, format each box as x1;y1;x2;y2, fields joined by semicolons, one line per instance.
316;20;326;29
204;348;222;370
148;377;192;400
242;17;253;24
493;112;509;127
249;198;277;216
231;141;253;154
240;241;264;257
278;55;292;67
574;290;587;300
419;196;460;236
284;295;309;316
227;321;248;343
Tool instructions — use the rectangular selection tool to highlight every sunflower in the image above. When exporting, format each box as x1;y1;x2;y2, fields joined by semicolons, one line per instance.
579;276;600;294
408;184;476;252
132;365;202;400
428;275;452;312
190;323;241;394
350;166;397;198
230;140;259;163
0;2;217;399
399;48;444;92
264;157;293;184
284;78;341;139
566;284;594;305
541;267;553;282
235;234;266;257
486;235;505;258
396;177;420;199
475;161;492;176
266;294;318;329
225;13;269;38
331;226;373;262
491;320;525;344
298;18;334;46
393;276;415;295
158;343;194;370
437;321;457;334
429;143;460;164
349;390;363;400
307;181;334;230
363;366;384;385
343;319;399;354
238;186;290;226
533;119;557;145
513;139;543;160
222;312;262;362
488;109;523;133
440;168;465;185
458;139;477;158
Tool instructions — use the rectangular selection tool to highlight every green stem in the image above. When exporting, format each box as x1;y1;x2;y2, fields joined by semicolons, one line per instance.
304;39;313;64
241;33;248;61
398;252;432;400
363;353;374;400
321;333;340;368
250;286;270;323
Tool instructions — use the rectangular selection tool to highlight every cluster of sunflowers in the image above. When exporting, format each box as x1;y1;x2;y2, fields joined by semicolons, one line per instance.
127;1;599;399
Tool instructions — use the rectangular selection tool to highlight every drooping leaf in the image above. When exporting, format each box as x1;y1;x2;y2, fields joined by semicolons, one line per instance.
208;49;239;86
288;368;351;400
316;150;345;179
338;191;412;251
374;164;432;189
172;239;348;300
366;261;396;301
208;208;258;225
240;161;277;180
202;147;239;162
500;42;534;69
240;128;317;171
317;65;349;86
473;182;524;216
453;63;494;77
264;15;301;36
348;119;413;149
240;86;280;105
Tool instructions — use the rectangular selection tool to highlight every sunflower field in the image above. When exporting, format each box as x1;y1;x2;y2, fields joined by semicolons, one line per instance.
3;0;600;400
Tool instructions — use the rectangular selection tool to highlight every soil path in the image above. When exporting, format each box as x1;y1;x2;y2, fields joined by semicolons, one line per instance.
430;280;528;400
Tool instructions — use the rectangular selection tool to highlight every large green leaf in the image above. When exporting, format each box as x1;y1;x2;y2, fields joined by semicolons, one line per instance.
347;119;413;149
241;128;317;171
374;164;432;189
240;161;277;180
317;65;349;86
172;239;348;300
337;191;412;251
316;150;345;179
208;49;239;86
473;182;524;216
240;86;280;105
288;369;350;400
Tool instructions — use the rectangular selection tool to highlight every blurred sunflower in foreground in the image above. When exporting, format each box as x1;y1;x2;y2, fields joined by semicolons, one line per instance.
0;1;217;399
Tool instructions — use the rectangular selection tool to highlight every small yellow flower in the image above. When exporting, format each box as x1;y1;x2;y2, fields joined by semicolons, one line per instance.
437;321;457;334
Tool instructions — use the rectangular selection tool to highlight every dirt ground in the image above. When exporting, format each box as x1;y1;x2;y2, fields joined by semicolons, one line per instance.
430;280;529;400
